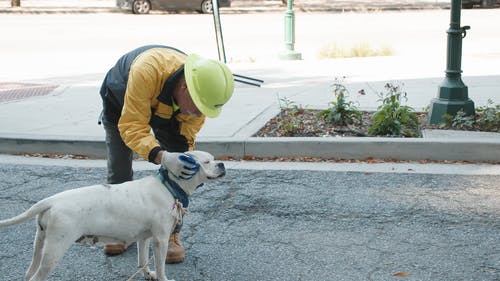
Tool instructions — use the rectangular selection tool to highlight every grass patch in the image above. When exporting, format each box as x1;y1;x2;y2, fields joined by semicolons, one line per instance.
228;57;257;63
318;42;393;59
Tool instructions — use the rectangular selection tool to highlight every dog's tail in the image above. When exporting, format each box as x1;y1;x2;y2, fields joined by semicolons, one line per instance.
0;199;52;228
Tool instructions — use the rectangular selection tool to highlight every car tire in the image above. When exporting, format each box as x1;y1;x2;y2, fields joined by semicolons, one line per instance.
201;0;213;13
480;0;495;7
461;2;474;8
132;0;151;14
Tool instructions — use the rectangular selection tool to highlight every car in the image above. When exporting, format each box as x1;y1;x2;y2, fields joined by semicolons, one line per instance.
116;0;231;14
461;0;499;8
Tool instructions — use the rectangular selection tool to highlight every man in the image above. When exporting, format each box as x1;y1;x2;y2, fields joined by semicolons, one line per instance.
99;45;234;263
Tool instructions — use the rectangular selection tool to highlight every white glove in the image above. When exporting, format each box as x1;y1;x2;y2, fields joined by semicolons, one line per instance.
161;152;200;180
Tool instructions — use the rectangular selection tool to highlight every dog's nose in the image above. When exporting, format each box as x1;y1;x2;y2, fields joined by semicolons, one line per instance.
217;162;226;176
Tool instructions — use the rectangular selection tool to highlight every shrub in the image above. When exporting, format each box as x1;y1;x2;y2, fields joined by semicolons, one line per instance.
318;81;362;127
368;83;419;137
476;99;500;132
441;99;500;132
441;110;475;130
277;96;305;135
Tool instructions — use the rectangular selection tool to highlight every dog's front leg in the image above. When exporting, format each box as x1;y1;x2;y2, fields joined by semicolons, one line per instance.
137;238;156;280
152;234;174;281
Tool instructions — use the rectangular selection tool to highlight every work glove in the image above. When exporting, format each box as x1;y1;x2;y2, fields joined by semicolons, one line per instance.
161;152;200;180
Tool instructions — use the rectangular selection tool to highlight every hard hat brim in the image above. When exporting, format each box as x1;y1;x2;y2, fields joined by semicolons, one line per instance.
185;54;221;118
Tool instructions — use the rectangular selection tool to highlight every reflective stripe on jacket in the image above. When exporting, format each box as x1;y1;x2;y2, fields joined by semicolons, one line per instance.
100;45;205;162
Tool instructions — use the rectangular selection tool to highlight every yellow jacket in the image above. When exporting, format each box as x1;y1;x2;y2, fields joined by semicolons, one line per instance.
100;46;205;162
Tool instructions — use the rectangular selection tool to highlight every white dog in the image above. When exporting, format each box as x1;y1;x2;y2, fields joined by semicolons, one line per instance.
0;150;225;281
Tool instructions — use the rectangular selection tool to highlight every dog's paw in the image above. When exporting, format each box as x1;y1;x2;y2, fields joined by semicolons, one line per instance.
143;270;157;280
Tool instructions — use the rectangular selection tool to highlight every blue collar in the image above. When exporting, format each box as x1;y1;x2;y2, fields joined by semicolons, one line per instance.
157;167;189;208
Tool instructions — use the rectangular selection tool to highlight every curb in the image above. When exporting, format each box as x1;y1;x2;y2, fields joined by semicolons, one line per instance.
1;135;499;163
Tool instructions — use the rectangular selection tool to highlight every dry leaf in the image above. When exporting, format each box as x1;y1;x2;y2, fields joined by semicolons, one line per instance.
393;271;410;277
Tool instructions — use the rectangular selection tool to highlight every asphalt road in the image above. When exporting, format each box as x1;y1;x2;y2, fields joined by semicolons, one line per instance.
0;161;499;281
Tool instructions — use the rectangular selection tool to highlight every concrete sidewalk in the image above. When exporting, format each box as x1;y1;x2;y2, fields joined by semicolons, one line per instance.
0;2;499;163
0;55;499;162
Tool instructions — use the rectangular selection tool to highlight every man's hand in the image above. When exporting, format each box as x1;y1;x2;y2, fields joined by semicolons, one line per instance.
161;151;200;180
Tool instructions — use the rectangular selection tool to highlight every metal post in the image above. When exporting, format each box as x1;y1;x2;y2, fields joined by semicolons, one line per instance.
279;0;301;60
427;0;474;124
212;0;226;63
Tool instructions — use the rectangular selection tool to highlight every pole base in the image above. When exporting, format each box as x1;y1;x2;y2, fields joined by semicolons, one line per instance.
427;97;475;124
278;50;302;60
427;76;475;124
436;76;470;100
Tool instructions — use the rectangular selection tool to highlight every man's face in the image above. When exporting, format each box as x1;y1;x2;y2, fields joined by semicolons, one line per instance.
175;79;202;117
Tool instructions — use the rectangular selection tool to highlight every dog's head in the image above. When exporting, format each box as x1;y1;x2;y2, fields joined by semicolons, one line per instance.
171;150;226;196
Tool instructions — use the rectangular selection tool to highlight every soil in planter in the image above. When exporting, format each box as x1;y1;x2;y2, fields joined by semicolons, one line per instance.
254;109;495;138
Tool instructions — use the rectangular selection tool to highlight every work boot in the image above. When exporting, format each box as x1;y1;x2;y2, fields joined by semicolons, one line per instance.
104;243;129;256
166;232;185;264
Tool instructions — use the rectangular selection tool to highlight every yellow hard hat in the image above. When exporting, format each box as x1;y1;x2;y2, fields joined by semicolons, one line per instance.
184;54;234;118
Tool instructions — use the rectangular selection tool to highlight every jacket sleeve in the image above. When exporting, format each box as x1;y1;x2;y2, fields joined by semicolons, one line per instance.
118;59;161;161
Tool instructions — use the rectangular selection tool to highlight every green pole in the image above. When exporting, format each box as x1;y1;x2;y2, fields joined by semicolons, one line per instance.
428;0;474;124
279;0;302;60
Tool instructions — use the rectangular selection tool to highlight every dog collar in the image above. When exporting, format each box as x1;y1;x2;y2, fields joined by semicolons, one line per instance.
157;167;189;208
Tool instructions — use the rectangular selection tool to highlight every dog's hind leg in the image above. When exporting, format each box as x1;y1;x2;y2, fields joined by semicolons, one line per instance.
28;229;75;281
25;223;45;281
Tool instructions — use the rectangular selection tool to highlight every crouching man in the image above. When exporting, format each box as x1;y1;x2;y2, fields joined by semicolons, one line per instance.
99;45;234;263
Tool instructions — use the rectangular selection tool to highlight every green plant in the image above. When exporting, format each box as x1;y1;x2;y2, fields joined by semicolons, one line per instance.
440;113;455;129
443;109;475;130
368;83;419;137
277;96;305;135
476;99;500;132
439;99;499;132
440;99;500;132
318;81;362;126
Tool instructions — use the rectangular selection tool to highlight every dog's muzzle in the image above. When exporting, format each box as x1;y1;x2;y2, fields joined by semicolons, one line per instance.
207;162;226;179
218;163;226;177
